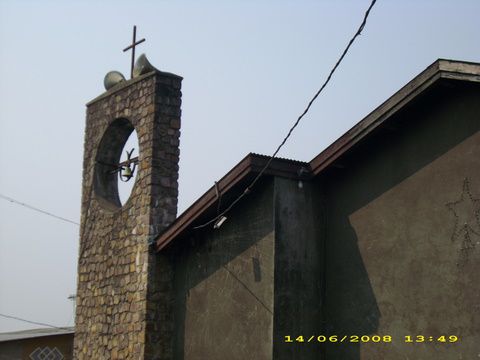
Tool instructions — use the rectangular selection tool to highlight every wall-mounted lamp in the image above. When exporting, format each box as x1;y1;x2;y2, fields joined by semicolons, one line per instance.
214;216;227;229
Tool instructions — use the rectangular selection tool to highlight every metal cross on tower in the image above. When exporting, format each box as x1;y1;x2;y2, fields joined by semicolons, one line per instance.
123;25;146;79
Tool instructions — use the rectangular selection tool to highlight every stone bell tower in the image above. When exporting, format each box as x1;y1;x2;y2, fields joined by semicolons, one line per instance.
73;52;182;359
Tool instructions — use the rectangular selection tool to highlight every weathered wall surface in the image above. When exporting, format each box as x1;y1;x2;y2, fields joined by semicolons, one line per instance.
74;71;182;359
0;341;21;360
173;180;275;360
320;82;480;359
171;177;325;360
273;177;324;360
0;334;73;360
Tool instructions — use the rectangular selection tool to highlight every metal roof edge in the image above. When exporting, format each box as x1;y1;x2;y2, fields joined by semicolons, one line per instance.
0;327;75;343
154;59;480;252
154;153;307;251
308;59;480;175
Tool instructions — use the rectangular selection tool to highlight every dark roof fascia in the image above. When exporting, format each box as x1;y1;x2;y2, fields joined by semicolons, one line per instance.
155;154;308;251
309;59;480;175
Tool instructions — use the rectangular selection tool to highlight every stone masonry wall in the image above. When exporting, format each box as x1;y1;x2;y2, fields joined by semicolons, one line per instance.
73;71;182;359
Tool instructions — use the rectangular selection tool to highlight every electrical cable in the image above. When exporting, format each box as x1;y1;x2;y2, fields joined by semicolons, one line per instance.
0;193;79;226
194;0;378;229
0;313;72;331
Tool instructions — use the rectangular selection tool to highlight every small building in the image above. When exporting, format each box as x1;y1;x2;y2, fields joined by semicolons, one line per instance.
0;327;74;360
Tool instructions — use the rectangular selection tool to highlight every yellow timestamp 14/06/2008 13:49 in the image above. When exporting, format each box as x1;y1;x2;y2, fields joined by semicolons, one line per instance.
284;335;459;344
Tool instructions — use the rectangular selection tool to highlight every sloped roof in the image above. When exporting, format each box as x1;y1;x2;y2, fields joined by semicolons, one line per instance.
309;59;480;175
155;154;308;250
154;59;480;252
0;327;74;343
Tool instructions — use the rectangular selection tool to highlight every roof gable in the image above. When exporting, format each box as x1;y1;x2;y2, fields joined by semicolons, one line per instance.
155;59;480;251
309;59;480;176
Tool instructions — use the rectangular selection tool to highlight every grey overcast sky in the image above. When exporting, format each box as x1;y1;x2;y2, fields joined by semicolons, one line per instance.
0;0;478;332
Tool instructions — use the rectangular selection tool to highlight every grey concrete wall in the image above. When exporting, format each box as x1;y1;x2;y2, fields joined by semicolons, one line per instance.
171;178;325;360
0;342;21;360
173;180;275;360
272;177;324;360
166;81;479;360
319;82;480;359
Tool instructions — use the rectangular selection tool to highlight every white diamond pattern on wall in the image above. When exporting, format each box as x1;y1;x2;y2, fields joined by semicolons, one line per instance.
29;346;64;360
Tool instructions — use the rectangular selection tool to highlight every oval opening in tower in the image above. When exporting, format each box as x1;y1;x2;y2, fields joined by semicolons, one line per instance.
94;118;140;211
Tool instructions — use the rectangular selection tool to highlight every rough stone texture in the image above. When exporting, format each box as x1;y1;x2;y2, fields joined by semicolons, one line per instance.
73;71;182;360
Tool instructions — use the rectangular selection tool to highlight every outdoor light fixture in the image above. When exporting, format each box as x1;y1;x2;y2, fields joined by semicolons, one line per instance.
214;216;227;229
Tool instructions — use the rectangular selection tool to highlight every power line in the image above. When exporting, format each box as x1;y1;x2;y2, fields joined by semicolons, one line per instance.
0;193;79;226
0;313;72;331
222;265;272;314
194;0;378;229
